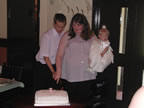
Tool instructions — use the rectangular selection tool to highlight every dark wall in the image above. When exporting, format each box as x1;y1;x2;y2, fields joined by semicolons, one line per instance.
92;0;120;103
7;0;36;93
123;0;144;104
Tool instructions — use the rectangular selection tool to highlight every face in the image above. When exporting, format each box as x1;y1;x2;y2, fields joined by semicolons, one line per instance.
72;22;83;35
98;33;108;41
54;21;66;34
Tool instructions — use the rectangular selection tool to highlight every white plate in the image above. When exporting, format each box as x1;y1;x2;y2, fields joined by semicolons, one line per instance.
0;78;12;86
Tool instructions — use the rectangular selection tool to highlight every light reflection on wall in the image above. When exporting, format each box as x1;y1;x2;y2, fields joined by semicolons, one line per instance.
119;8;128;54
116;66;124;100
142;70;144;86
116;7;128;100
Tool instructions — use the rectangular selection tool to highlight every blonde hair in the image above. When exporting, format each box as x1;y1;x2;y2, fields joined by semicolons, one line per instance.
99;25;110;37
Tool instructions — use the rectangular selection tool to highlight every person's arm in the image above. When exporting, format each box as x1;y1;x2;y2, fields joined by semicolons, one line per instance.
91;32;98;40
129;86;144;108
54;32;69;83
44;56;55;74
39;33;56;74
101;46;109;57
100;40;110;57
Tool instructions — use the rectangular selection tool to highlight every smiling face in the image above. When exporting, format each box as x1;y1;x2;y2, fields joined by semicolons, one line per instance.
72;22;83;35
98;32;108;41
98;28;110;41
54;20;66;34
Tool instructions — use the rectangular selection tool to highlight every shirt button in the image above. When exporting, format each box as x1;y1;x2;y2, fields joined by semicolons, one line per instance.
81;61;84;64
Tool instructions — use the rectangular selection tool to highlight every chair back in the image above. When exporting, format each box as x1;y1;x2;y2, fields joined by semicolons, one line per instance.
0;63;23;81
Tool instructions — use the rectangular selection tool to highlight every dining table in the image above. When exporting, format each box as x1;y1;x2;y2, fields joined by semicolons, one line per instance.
0;78;24;93
0;78;25;108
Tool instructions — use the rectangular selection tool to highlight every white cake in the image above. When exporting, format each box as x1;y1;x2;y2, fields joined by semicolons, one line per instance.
34;88;70;106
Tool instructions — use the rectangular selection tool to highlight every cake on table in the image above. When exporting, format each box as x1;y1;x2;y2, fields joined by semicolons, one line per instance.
34;88;70;106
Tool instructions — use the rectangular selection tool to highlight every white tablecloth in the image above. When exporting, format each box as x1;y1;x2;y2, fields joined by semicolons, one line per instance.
0;78;24;92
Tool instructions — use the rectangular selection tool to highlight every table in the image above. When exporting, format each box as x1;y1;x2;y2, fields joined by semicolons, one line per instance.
12;95;87;108
0;78;24;92
0;78;25;108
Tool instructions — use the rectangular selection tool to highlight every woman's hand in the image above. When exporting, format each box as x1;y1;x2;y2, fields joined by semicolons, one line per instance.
53;71;61;84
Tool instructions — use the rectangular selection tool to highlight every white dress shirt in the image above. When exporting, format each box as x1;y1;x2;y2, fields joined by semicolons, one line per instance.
35;28;64;64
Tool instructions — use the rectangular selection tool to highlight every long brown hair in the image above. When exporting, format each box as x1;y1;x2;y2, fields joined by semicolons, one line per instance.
68;13;93;40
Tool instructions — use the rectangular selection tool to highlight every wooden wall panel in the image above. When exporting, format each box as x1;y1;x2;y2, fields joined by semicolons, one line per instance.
0;47;7;65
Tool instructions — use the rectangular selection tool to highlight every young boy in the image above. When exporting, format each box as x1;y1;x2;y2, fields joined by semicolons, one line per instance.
34;13;66;91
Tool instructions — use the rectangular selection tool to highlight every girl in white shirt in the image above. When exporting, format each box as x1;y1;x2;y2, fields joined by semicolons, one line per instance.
88;25;114;73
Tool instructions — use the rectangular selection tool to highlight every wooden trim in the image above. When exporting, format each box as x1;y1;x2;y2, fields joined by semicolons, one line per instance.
0;47;7;65
0;38;8;47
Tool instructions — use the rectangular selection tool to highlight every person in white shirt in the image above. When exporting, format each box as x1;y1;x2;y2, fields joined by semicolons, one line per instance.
34;13;66;91
129;86;144;108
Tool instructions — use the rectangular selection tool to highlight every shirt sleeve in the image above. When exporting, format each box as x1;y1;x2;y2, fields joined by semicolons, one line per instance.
103;41;110;48
93;34;98;40
39;33;54;59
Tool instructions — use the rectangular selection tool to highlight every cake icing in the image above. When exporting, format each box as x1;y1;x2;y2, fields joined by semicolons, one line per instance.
34;88;70;106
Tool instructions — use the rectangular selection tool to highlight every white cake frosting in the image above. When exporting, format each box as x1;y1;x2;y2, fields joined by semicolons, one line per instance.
34;88;70;106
